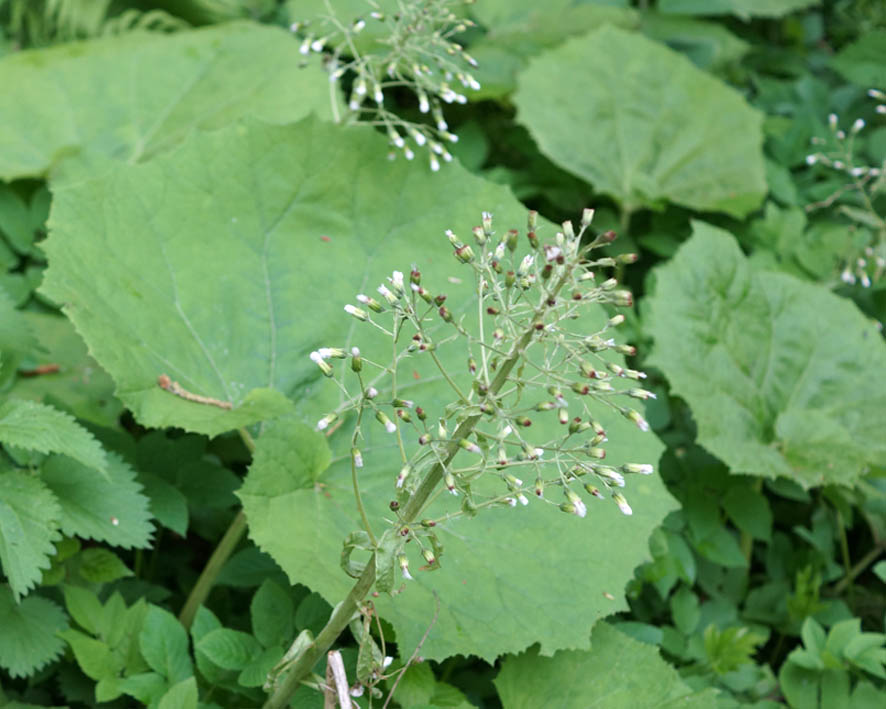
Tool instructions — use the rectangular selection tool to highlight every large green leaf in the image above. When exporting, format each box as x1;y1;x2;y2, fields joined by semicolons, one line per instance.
659;0;819;19
0;586;69;679
0;21;331;181
494;621;723;708
0;469;61;600
45;115;671;659
645;221;886;488
514;25;766;217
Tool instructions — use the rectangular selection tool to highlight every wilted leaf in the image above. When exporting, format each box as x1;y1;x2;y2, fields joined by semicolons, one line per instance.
645;221;886;487
515;25;766;217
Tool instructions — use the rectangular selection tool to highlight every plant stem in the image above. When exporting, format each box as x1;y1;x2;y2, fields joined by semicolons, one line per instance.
262;257;579;708
830;542;886;596
178;509;248;629
178;428;256;629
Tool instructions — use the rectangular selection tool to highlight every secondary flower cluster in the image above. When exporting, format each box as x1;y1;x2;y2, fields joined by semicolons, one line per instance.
805;89;886;288
311;209;655;576
291;0;479;171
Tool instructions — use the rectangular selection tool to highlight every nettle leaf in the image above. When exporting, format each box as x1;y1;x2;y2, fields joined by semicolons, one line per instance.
195;628;262;671
658;0;820;20
494;621;722;708
0;21;331;181
157;676;198;709
832;30;886;89
251;579;295;649
0;399;107;475
0;585;69;678
645;222;886;488
40;453;153;548
514;25;766;217
0;469;61;600
0;284;37;356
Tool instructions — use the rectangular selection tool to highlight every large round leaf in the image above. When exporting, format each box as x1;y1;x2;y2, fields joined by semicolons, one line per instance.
44;115;672;659
514;25;766;217
0;21;331;181
645;221;886;488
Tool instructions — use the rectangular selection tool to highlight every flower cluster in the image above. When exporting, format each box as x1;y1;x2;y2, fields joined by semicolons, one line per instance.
291;0;479;171
805;89;886;288
311;208;654;577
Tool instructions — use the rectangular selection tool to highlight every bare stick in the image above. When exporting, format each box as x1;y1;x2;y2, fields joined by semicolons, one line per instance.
157;374;232;409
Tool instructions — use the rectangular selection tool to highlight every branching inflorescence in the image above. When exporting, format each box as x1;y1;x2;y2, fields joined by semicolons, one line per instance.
805;89;886;288
291;0;479;170
309;209;655;583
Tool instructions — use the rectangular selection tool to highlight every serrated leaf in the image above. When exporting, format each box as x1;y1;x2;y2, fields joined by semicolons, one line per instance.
238;645;284;688
514;26;766;217
659;0;819;19
0;22;331;181
0;399;107;475
0;469;61;600
157;676;198;709
251;579;295;649
116;672;168;705
646;221;886;488
196;628;262;671
139;605;193;684
494;621;722;708
40;453;153;548
0;585;68;678
832;29;886;88
11;312;123;428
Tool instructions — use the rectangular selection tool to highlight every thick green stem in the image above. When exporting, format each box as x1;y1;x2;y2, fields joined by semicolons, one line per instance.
263;561;377;709
178;509;248;629
178;428;255;629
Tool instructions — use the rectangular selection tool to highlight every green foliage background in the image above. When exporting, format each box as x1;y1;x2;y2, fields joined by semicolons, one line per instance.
1;1;885;708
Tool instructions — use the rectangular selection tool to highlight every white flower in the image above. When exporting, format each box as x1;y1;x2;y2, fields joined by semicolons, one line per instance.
517;493;529;506
385;421;397;434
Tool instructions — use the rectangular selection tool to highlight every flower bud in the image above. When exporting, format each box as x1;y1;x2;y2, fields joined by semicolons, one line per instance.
416;406;427;421
310;351;334;376
316;413;336;430
562;220;575;240
595;465;625;487
558;408;569;425
350;347;362;372
396;465;411;488
421;548;436;565
396;408;412;423
613;492;633;515
376;410;397;433
365;386;378;399
527;230;539;249
344;304;368;321
437;420;448;439
613;290;634;307
352;447;363;468
528;210;538;231
505;270;516;288
628;388;656;400
586;446;606;459
584;483;603;498
377;284;398;305
608;314;625;326
571;382;590;395
617;252;639;264
534;477;544;497
445;472;457;494
472;225;486;245
356;293;384;312
622;463;654;475
454;244;475;263
418;433;431;445
581;208;595;227
565;490;587;518
459;438;482;454
623;408;650;432
399;554;412;580
438;305;453;322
